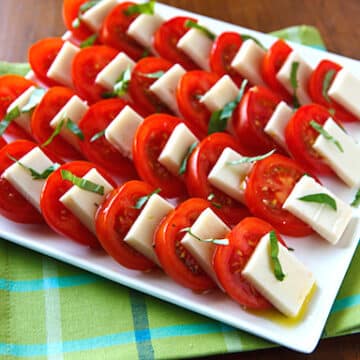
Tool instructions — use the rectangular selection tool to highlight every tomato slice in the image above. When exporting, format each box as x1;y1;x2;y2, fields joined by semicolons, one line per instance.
72;45;119;104
31;86;83;160
285;104;334;175
176;70;220;138
79;98;137;179
153;16;198;71
185;132;250;227
100;2;145;60
0;137;6;149
232;85;283;155
245;154;313;236
128;57;173;116
154;198;216;291
28;38;64;87
209;32;245;87
308;59;358;122
132;114;187;198
213;217;284;309
41;161;116;248
96;180;158;271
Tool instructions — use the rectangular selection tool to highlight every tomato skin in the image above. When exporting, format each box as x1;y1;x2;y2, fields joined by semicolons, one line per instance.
72;45;119;104
0;137;6;149
176;70;220;139
245;154;313;237
100;2;145;60
154;198;216;291
132;114;187;198
232;86;283;156
41;161;116;248
185;132;250;227
308;60;357;122
28;38;64;87
153;16;198;71
214;217;284;309
285;104;334;175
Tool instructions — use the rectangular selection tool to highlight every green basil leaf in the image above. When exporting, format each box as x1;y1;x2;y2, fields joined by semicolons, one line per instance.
350;189;360;208
322;69;336;103
61;169;104;195
134;188;161;209
124;0;155;16
80;34;98;48
178;141;198;175
72;17;81;29
42;119;64;147
113;67;132;96
138;70;165;79
90;129;105;143
181;227;229;246
310;120;343;152
79;0;101;13
226;149;275;166
240;34;265;50
21;88;46;113
184;20;216;41
298;192;337;211
269;231;286;281
66;119;84;140
290;61;300;109
0;106;21;136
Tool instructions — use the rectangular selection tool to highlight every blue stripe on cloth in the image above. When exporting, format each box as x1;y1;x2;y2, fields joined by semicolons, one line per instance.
331;294;360;313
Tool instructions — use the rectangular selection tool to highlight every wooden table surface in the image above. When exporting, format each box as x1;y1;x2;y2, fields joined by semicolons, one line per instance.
0;1;359;359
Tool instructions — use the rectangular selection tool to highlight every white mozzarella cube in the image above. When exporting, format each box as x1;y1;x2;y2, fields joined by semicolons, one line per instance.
47;41;80;88
208;147;251;204
105;105;144;159
50;95;89;151
231;39;266;86
149;64;186;115
283;176;353;244
276;51;313;105
177;28;213;70
181;208;230;284
81;0;118;32
158;123;198;176
124;194;174;266
313;117;360;187
61;31;73;42
2;147;54;211
328;69;360;119
127;13;164;51
264;101;293;149
200;75;239;113
60;168;114;235
242;233;315;317
95;52;135;91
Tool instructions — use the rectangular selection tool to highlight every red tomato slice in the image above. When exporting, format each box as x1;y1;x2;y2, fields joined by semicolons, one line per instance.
100;2;145;60
285;104;334;175
72;45;119;104
185;132;250;227
245;154;313;237
153;16;198;71
96;180;158;271
128;57;173;116
308;59;358;122
232;85;283;155
176;70;220;138
261;39;292;102
79;98;137;179
31;86;84;160
28;38;64;87
213;217;284;309
132;114;187;198
154;198;216;291
0;137;6;149
41;161;116;248
209;32;245;87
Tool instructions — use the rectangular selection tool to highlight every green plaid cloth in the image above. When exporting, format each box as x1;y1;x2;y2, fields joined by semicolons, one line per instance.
0;26;359;359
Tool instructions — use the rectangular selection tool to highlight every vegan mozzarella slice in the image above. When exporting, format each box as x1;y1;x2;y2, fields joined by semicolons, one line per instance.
276;51;313;105
283;175;353;244
47;41;80;88
60;168;114;235
242;232;315;317
158;123;198;176
124;194;174;266
208;147;251;204
104;105;144;159
231;39;266;86
2;147;54;211
328;69;360;119
181;208;230;284
149;64;186;115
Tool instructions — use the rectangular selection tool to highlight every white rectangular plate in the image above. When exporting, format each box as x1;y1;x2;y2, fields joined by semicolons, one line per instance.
1;2;360;354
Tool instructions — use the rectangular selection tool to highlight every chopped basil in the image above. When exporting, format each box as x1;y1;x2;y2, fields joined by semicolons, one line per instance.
61;169;104;195
226;149;275;166
206;193;222;209
66;119;84;140
124;0;155;16
72;0;101;29
351;189;360;208
42;119;64;147
134;188;161;209
298;192;337;211
328;108;336;116
0;106;21;136
310;120;343;152
72;18;81;29
269;231;286;281
290;61;300;108
178;141;198;175
80;34;98;48
21;88;46;113
240;34;265;50
184;20;216;41
90;129;105;143
114;67;132;95
322;69;336;102
138;70;165;79
141;49;150;58
181;227;229;245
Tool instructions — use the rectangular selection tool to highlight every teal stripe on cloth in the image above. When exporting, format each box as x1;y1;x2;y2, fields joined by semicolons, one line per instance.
331;294;360;313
